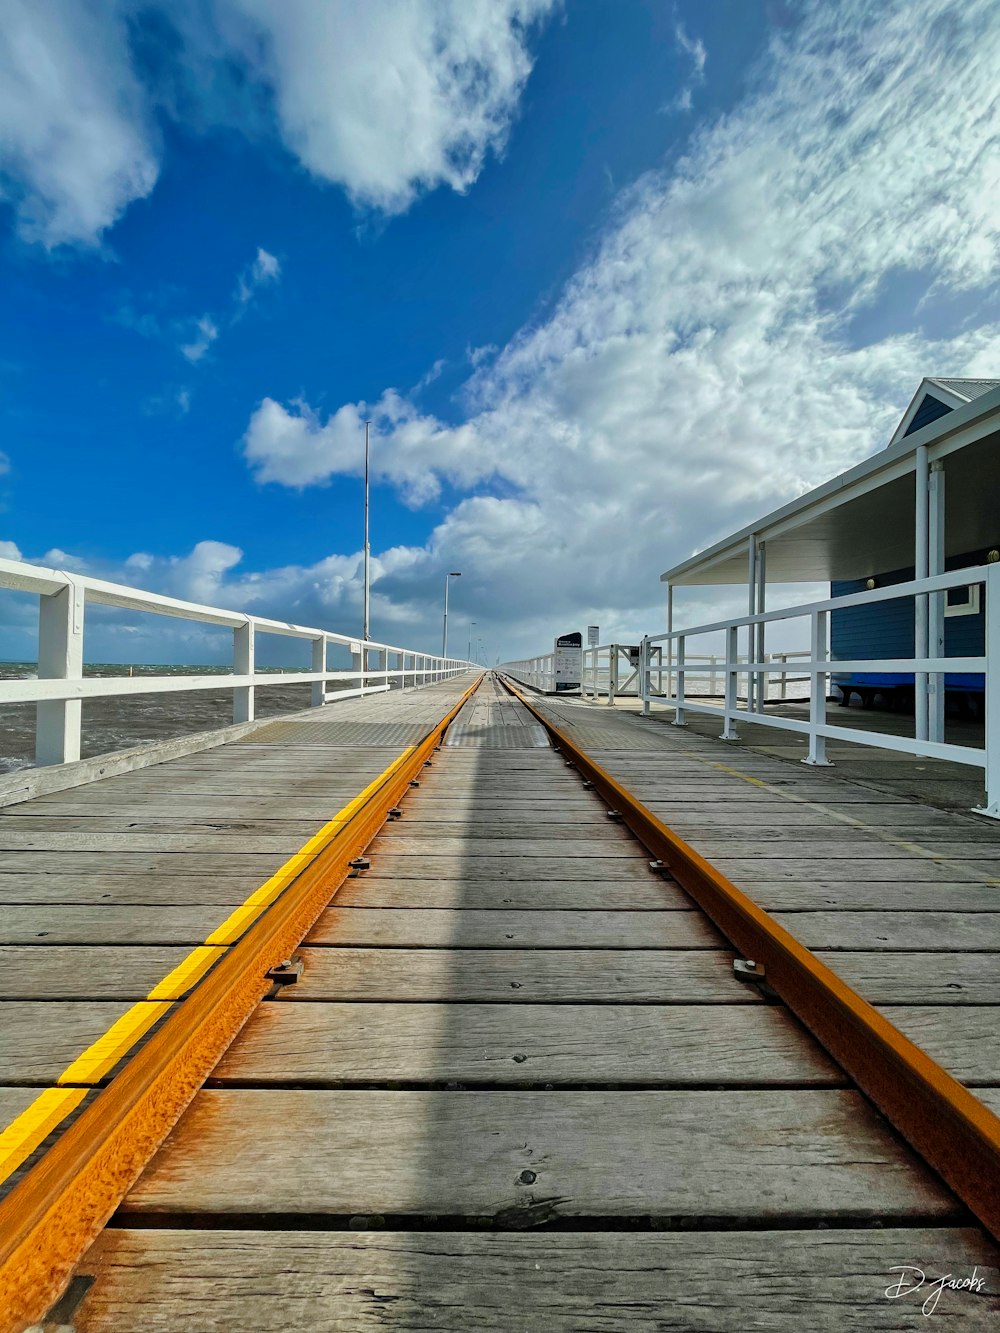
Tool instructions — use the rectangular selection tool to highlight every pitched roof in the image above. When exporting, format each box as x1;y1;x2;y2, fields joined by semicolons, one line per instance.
888;376;1000;448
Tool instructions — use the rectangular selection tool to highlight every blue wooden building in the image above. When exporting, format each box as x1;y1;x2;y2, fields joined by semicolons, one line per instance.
659;378;1000;747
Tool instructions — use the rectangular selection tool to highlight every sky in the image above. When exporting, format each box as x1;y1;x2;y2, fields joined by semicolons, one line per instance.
1;0;999;666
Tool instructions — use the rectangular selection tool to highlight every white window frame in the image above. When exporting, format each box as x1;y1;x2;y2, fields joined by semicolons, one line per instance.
943;582;981;618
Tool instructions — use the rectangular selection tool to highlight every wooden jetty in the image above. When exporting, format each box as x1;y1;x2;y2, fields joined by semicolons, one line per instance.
0;673;998;1330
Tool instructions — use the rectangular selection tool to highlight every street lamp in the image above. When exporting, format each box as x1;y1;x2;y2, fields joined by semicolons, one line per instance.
362;420;371;643
468;620;476;662
442;571;461;657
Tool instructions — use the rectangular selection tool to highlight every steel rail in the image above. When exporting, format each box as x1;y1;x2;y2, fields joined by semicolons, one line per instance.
0;674;483;1333
499;674;1000;1243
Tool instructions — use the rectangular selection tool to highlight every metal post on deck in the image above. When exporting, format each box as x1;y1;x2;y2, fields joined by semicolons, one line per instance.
721;624;739;740
928;460;946;743
665;582;674;700
673;634;686;727
609;646;618;706
980;562;1000;817
36;579;84;765
915;445;930;742
803;609;832;765
311;636;326;707
747;536;757;711
352;644;365;695
755;540;767;709
233;619;255;724
640;638;651;716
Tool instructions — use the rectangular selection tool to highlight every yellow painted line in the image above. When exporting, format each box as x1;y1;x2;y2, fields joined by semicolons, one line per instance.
0;741;425;1180
146;946;226;1002
0;1089;87;1186
57;1002;172;1086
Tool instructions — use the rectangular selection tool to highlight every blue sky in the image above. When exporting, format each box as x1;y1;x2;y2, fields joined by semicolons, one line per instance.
1;0;999;664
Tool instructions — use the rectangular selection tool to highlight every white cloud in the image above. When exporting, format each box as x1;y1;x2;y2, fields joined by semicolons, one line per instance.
216;0;556;213
241;0;1000;659
236;247;281;304
0;0;158;247
179;316;219;363
0;540;22;561
0;1;554;248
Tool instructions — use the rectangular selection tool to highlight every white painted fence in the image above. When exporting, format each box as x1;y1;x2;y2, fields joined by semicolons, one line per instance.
0;556;472;767
502;564;998;817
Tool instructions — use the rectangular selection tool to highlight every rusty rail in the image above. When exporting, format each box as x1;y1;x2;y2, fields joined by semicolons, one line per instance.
499;673;1000;1243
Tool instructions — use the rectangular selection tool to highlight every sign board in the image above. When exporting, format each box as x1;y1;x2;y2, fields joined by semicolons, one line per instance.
554;631;582;692
587;625;600;646
623;644;641;665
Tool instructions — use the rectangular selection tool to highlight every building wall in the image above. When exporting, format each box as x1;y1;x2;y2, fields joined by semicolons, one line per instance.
831;553;985;692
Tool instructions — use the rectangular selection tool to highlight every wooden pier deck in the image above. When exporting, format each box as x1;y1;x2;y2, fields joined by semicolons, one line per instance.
0;674;998;1329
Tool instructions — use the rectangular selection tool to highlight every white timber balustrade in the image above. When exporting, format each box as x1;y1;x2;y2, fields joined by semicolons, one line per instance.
0;556;473;768
504;564;1000;817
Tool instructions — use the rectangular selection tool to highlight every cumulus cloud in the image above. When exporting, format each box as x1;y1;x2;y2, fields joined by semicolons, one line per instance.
0;1;554;248
0;0;158;247
216;0;555;213
242;0;1000;658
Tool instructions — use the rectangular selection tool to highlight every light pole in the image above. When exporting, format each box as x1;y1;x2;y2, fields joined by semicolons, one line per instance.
468;620;476;663
442;571;461;657
362;419;371;643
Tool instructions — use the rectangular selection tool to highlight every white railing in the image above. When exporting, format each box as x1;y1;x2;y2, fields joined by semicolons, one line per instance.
502;565;999;817
577;643;811;703
0;556;473;767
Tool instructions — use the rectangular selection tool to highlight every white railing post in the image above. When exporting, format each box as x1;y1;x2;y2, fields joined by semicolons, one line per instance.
721;625;739;740
36;579;84;765
640;637;651;716
609;646;618;706
352;643;365;696
709;654;718;697
983;563;1000;816
803;609;832;766
311;635;325;707
233;618;255;723
673;634;686;727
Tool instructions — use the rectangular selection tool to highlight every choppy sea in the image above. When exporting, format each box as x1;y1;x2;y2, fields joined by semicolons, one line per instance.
0;662;326;773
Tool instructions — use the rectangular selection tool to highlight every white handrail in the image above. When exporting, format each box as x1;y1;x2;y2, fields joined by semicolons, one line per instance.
501;564;998;817
0;556;474;767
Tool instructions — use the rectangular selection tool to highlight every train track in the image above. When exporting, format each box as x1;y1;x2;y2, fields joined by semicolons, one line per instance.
0;671;997;1329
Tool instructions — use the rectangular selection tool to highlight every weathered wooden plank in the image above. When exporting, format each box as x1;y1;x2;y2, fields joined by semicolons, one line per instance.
0;875;265;906
0;853;288;875
0;815;332;837
0;1001;160;1082
287;947;750;1004
358;856;658;882
0;831;306;852
675;837;1000;862
335;877;684;910
818;952;1000;1004
122;1089;954;1220
713;857;1000;882
756;881;1000;909
879;1006;1000;1085
0;946;211;1000
307;907;716;949
74;1226;1000;1333
377;820;611;839
771;911;1000;951
365;837;641;857
212;1001;843;1086
0;905;226;946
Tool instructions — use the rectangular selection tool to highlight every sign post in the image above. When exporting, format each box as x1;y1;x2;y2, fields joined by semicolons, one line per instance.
554;631;582;692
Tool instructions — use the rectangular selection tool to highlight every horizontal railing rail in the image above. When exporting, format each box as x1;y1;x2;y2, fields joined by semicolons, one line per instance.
0;556;473;767
502;564;998;817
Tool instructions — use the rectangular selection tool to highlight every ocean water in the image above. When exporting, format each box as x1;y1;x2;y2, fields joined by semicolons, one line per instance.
0;662;336;773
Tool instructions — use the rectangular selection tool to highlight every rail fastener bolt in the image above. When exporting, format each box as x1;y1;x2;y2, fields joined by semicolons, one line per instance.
349;856;371;871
